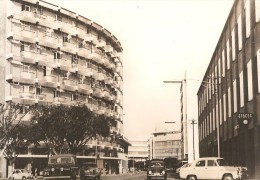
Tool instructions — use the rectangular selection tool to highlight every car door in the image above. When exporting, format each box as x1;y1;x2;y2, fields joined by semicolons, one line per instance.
205;160;219;179
193;160;206;179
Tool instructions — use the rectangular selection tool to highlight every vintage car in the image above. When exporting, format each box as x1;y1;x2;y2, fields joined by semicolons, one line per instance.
79;162;101;180
176;163;190;177
8;169;33;179
180;157;248;180
147;159;167;180
43;154;78;180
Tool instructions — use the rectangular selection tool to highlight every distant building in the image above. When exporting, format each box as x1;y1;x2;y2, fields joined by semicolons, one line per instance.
197;0;260;179
149;131;182;160
128;139;149;162
0;0;129;178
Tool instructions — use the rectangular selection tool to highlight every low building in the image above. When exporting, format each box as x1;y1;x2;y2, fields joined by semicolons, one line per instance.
149;131;182;160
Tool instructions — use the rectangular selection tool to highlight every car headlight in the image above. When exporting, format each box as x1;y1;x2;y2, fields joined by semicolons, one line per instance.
149;171;152;174
162;171;165;174
60;168;63;171
51;168;55;172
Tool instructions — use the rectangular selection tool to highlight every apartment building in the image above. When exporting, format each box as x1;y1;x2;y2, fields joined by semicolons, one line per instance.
197;0;260;178
0;0;129;177
149;131;182;160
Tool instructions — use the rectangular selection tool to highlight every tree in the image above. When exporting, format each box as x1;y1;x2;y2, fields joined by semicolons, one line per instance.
0;103;31;178
31;104;112;155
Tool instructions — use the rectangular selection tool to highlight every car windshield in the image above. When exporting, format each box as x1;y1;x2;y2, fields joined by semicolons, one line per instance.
217;159;229;166
150;162;164;167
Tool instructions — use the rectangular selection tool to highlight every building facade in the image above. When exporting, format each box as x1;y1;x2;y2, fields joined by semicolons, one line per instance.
0;0;129;178
148;131;182;160
128;139;149;162
197;0;260;178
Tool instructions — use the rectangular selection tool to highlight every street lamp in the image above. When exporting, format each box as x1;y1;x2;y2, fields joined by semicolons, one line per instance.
163;72;188;160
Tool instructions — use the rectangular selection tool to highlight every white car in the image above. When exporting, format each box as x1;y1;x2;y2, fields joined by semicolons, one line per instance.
9;169;33;179
176;163;190;176
180;157;248;180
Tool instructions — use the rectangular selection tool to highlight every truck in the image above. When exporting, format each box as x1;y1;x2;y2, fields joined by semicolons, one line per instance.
43;154;78;179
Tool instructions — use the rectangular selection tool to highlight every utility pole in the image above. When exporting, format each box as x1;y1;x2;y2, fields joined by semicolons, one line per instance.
190;119;197;161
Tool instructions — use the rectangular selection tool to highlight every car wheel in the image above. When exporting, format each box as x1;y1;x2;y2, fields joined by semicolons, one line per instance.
222;174;234;180
187;175;197;180
147;176;151;180
22;177;26;179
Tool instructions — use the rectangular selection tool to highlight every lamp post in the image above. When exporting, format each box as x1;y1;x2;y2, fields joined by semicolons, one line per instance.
163;72;188;160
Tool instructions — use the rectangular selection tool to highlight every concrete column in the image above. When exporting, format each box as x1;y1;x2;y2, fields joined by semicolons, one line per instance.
0;156;7;178
254;126;260;179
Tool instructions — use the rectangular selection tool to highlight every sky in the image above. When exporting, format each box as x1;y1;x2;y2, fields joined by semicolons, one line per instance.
45;0;234;159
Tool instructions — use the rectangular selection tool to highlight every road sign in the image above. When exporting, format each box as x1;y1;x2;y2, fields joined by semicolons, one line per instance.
237;113;253;119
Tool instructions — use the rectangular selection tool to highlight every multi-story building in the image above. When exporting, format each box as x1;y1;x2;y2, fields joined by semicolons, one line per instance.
128;139;149;162
148;131;182;160
0;0;130;177
197;0;260;178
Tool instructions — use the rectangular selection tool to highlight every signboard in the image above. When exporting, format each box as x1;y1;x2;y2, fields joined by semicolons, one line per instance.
237;113;253;126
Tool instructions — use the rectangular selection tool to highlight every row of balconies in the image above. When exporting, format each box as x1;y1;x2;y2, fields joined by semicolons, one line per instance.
8;11;122;62
7;53;122;92
5;93;122;119
6;31;121;73
5;73;121;103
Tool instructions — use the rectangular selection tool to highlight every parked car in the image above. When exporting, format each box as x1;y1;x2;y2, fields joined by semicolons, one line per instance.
9;169;33;179
79;162;101;180
176;163;190;177
147;159;167;180
180;157;248;180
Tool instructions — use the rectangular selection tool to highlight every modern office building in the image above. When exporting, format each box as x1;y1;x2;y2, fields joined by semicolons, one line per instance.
197;0;260;178
0;0;129;177
128;139;149;162
148;131;182;160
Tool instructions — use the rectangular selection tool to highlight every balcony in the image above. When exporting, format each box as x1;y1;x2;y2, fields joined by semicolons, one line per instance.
57;58;72;72
20;92;36;106
77;65;93;77
55;21;72;35
72;27;86;39
91;53;103;64
96;40;106;48
103;57;110;67
20;71;36;85
96;73;105;81
36;14;55;28
105;45;113;53
103;91;111;101
41;75;57;88
53;96;68;105
78;48;91;59
78;83;93;95
94;108;105;115
61;79;77;92
93;87;104;98
60;42;76;55
20;11;36;24
37;54;56;68
20;30;36;44
84;34;93;43
39;35;58;49
35;94;47;106
105;77;113;85
20;51;36;64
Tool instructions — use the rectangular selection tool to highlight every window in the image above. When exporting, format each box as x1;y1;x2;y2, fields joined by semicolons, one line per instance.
228;87;231;117
223;93;226;122
258;51;260;92
54;52;61;59
196;160;205;167
21;4;30;11
207;160;217;166
218;58;221;83
54;91;60;98
71;93;78;101
36;87;42;95
247;60;253;101
245;0;251;38
240;71;244;107
222;50;225;77
233;80;237;113
55;15;62;21
86;26;91;34
231;28;236;61
237;14;242;50
98;33;101;40
219;99;222;125
63;36;69;43
226;40;230;70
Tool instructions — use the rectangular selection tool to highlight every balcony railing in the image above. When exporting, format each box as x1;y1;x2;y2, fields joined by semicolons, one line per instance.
77;65;93;77
39;35;58;49
61;79;77;92
20;11;36;24
20;30;36;44
61;42;76;55
41;75;57;88
53;96;68;105
93;87;104;98
103;57;110;67
20;71;36;85
36;14;55;28
91;53;103;64
105;45;113;53
78;83;93;95
37;54;56;68
55;21;72;34
20;51;36;64
78;48;92;59
57;58;72;72
19;92;36;105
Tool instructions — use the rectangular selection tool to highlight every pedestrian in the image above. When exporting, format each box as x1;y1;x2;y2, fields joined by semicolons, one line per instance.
34;168;37;179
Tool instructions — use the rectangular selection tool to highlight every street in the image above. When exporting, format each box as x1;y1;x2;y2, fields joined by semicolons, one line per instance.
101;172;180;180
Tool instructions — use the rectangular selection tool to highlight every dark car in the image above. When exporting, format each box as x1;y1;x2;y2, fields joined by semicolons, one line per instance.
79;162;101;180
147;159;167;180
